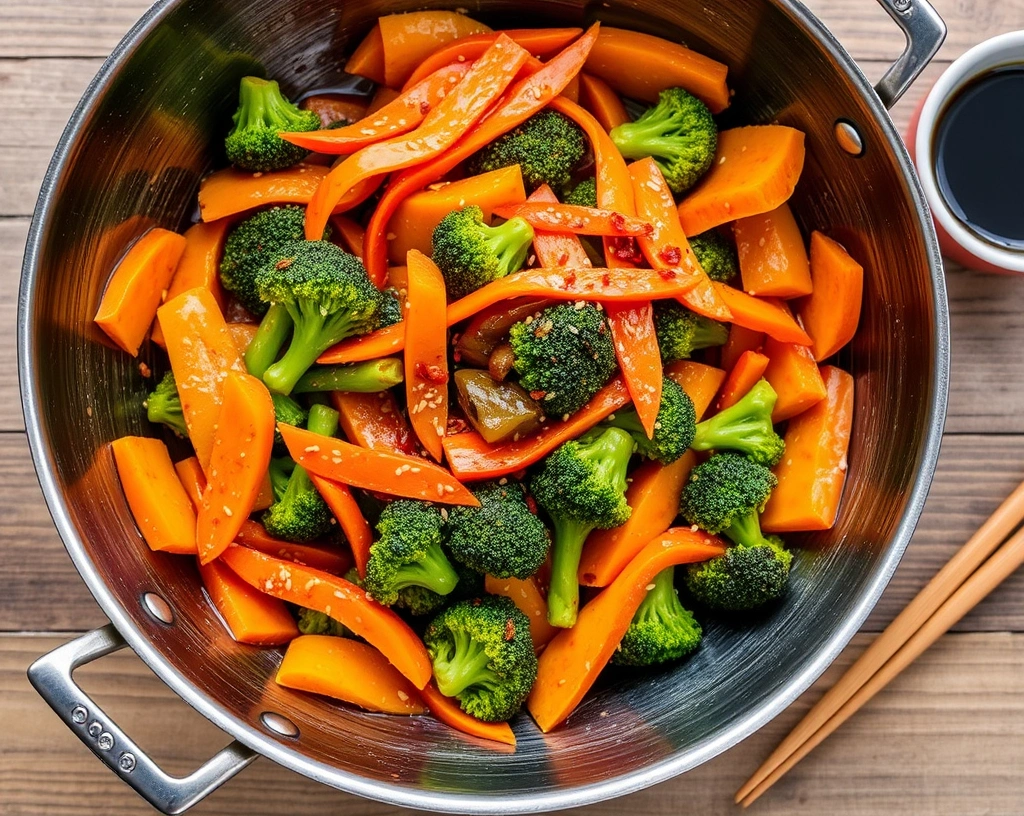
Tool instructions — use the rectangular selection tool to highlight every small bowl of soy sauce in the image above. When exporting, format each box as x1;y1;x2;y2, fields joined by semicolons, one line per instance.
908;31;1024;274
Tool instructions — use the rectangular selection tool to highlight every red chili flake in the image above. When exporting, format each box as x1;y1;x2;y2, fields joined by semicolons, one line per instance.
558;252;570;266
452;349;462;363
562;270;577;289
446;416;469;435
504;618;516;641
610;213;628;233
419;101;431;115
529;390;547;401
609;237;643;264
525;494;539;514
659;245;682;265
601;272;612;287
657;267;678;280
415;362;447;384
275;258;293;270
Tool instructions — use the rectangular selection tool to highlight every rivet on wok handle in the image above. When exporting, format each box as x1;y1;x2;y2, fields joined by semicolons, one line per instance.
26;625;257;815
872;0;947;109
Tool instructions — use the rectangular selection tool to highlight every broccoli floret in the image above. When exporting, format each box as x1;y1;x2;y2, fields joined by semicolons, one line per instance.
296;607;349;637
255;240;383;395
363;500;459;609
267;455;295;499
145;371;187;437
224;76;320;172
610;88;717;194
691;379;785;466
530;427;634;627
424;596;537;722
652;301;729;363
689;230;739;282
509;303;617;420
431;206;535;300
446;481;550;579
563;177;597;208
449;558;486;602
270;392;308;456
612;567;702;666
379;288;403;327
468;110;587;192
680;453;791;611
605;376;696;464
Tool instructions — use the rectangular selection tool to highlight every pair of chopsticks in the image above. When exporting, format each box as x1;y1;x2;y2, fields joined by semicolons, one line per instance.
736;480;1024;807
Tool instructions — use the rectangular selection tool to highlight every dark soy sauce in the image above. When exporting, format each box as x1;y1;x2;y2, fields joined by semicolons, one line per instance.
934;65;1024;250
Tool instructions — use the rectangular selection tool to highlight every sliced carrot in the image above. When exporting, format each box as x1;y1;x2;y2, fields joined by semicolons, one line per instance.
235;519;352;575
308;475;374;577
712;283;811;345
277;635;427;714
329;215;365;261
735;202;812;298
388;165;527;264
485;574;559;651
196;372;275;564
279;424;478;506
664;360;727;419
761;366;854;532
173;456;206;509
419;681;516;747
678;126;806;236
404;251;450;461
605;303;662;438
198;164;328;223
94;228;187;356
798;231;864;361
317;322;405;365
377;11;491;88
717;351;770;411
561;73;581;103
198;558;299;645
151;221;229;348
583;27;729;113
282;64;473;154
492;202;653;237
111;436;197;555
301;94;369;128
721;323;765;371
578;73;629;131
221;546;432;688
763;337;828;422
331;390;417;455
157;288;246;472
226;322;258;357
527;185;591;268
528;527;727;731
367;86;401;115
344;23;387;84
442;377;630;480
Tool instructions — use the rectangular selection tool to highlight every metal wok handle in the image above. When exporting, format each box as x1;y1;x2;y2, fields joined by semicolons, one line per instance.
873;0;946;108
27;625;257;815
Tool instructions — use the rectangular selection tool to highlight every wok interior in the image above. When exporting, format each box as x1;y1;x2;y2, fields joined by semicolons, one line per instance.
25;0;939;802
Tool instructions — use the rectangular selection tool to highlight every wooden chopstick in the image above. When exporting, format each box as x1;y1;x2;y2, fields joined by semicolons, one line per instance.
735;479;1024;806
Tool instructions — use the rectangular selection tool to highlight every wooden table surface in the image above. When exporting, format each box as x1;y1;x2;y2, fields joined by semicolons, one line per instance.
4;1;1024;813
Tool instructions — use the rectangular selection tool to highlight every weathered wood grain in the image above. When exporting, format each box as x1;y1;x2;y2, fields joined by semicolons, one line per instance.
3;632;1021;814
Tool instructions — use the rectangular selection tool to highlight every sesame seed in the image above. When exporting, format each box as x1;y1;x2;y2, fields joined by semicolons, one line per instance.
397;690;410;701
304;445;320;453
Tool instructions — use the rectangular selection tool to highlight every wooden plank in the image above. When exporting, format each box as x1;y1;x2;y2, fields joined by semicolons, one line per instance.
1;632;1020;813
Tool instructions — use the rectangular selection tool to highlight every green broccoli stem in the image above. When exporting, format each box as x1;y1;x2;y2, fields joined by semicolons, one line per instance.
394;541;460;596
433;629;494;698
235;77;303;130
277;404;339;503
724;509;766;550
611;118;681;159
487;216;535;276
547;516;596;628
692;318;729;351
263;309;363;395
642;566;678;615
606;409;649;440
268;458;296;500
293;359;404;394
245;303;293;378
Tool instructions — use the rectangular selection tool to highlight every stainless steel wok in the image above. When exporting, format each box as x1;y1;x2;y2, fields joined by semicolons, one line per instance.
19;0;949;812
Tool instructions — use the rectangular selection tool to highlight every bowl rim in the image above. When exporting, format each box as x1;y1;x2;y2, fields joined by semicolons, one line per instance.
18;0;949;810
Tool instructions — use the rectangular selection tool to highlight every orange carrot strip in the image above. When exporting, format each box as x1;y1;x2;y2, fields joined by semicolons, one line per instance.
798;231;864;361
226;323;259;357
678;126;806;236
717;351;770;411
761;366;854;532
221;546;432;688
528;528;728;731
279;424;478;506
363;26;602;285
277;635;427;715
377;11;492;88
578;73;629;131
712;283;812;345
735;202;812;298
198;164;328;223
94;228;187;356
419;681;517;747
235;519;352;575
331;390;417;455
403;28;583;90
282;64;473;154
527;185;591;268
492;202;653;237
301;94;369;129
198;558;299;645
197;372;275;564
721;323;765;371
664;360;727;419
763;337;828;422
606;303;662;438
151;221;228;348
112;436;197;555
485;574;559;651
308;475;374;577
306;36;530;237
174;456;206;509
328;215;365;263
344;24;387;84
442;377;630;480
367;86;401;115
404;251;450;461
317;323;405;365
157;288;246;472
